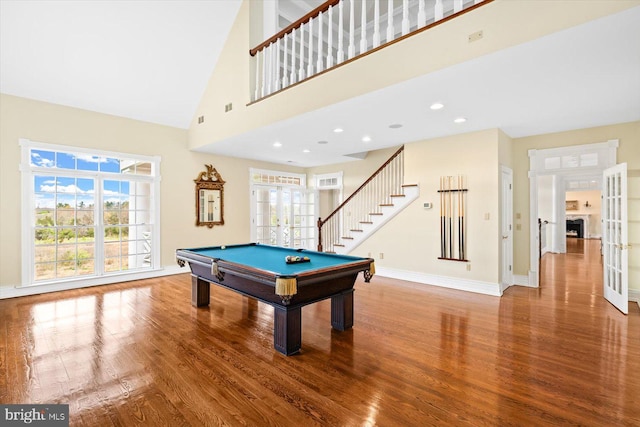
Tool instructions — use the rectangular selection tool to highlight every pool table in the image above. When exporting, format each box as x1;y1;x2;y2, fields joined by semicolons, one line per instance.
176;243;375;355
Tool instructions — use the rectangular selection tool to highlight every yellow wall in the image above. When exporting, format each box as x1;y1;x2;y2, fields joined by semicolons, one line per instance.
308;130;501;287
307;146;400;194
2;93;637;296
0;94;303;290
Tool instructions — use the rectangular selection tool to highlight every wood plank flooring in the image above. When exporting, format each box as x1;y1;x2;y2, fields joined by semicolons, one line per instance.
1;238;639;426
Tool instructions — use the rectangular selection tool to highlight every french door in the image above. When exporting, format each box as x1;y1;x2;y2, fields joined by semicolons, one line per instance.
252;186;317;249
602;163;628;314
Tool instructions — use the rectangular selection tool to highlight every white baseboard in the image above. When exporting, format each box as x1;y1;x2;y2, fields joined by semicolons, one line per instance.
0;265;186;300
513;274;531;287
374;266;502;296
629;289;640;304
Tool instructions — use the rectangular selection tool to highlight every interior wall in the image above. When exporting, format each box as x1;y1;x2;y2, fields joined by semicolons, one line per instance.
189;0;636;150
512;120;640;287
0;94;303;290
354;129;500;286
307;146;400;195
318;189;340;219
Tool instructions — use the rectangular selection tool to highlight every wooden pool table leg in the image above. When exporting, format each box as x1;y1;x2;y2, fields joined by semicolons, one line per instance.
331;289;354;331
273;306;302;355
191;275;210;307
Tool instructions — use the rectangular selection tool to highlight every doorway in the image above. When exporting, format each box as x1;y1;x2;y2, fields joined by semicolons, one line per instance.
528;140;618;287
538;180;604;294
251;185;317;249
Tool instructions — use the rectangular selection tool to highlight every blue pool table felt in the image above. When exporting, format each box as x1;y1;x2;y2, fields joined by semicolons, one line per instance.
187;244;366;275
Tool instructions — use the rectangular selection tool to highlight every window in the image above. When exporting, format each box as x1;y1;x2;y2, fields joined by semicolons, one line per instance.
21;139;160;286
315;172;343;190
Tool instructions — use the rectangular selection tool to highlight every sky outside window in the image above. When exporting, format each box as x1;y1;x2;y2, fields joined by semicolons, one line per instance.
32;149;129;208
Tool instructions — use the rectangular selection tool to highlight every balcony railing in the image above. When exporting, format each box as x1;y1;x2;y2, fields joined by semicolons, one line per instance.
250;0;491;102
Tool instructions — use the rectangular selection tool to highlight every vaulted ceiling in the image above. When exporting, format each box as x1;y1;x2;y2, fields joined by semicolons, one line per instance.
2;1;639;167
0;0;242;129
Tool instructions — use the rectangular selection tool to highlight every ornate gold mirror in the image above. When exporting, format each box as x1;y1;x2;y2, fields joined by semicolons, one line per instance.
194;164;225;228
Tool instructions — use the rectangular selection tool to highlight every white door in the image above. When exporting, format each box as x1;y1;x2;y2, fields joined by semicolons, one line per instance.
252;186;316;249
500;167;513;292
602;163;628;314
290;188;318;249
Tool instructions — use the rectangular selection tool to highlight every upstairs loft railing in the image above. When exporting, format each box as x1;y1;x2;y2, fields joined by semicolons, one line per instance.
318;146;404;253
250;0;492;102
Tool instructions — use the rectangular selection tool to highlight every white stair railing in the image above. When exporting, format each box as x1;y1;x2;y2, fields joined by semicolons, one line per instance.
318;146;405;253
250;0;491;102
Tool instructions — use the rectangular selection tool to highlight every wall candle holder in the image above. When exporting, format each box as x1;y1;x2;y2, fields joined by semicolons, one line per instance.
438;175;468;262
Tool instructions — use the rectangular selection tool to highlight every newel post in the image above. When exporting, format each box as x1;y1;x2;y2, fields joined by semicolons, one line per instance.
317;217;323;252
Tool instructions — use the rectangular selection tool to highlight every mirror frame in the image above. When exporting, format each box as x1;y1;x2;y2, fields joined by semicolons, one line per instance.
194;164;225;228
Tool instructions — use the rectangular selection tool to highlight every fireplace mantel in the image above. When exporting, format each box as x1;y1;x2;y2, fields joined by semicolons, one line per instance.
566;214;590;239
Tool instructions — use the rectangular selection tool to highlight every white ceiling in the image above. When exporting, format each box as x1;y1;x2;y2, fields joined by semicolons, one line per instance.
2;2;639;168
0;0;242;129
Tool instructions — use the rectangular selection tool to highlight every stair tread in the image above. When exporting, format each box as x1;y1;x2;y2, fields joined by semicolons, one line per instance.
390;194;406;197
341;237;354;240
360;221;373;224
402;184;418;188
370;213;383;215
379;204;394;207
334;244;345;247
350;229;364;232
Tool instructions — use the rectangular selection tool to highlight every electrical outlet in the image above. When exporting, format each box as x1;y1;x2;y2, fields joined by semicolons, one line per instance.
379;253;384;260
197;115;204;124
516;224;522;231
224;103;233;112
484;213;490;220
466;263;471;271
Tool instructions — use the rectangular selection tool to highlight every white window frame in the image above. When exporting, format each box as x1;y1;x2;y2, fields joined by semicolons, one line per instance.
314;171;343;190
20;138;162;287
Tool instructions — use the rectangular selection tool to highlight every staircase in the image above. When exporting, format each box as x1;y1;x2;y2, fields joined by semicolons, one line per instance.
318;146;419;254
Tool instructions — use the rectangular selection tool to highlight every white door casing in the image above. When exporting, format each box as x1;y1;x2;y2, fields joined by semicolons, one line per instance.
528;139;618;287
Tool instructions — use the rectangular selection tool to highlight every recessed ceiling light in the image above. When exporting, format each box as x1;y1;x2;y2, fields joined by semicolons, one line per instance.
273;142;282;147
430;102;444;110
362;136;372;142
317;140;328;144
303;149;310;153
454;117;467;124
389;123;403;129
333;127;344;133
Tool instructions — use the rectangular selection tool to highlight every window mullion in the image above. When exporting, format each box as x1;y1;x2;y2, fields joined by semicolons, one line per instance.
95;176;105;276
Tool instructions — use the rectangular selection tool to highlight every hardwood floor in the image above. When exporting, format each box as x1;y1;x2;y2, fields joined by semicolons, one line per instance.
1;239;638;426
